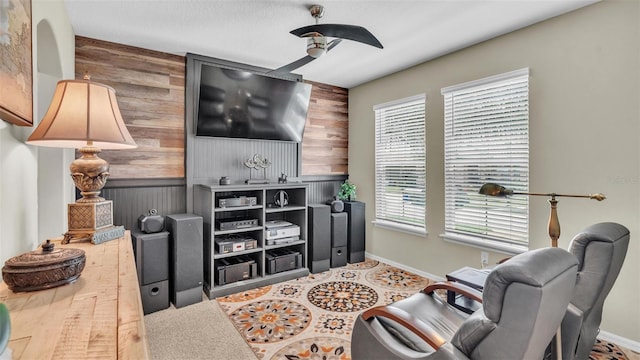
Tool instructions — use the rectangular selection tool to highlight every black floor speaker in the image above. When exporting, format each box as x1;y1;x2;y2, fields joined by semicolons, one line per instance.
132;230;170;314
331;246;347;268
165;213;204;308
331;212;348;268
131;230;170;285
308;204;331;273
345;201;366;263
140;280;169;315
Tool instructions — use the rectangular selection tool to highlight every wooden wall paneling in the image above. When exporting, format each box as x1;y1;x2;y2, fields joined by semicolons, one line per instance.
302;81;349;176
74;36;186;179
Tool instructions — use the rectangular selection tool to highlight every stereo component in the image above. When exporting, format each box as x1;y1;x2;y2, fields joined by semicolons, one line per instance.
165;213;203;308
140;280;169;315
266;236;299;246
132;230;169;286
345;201;366;263
265;220;293;229
328;197;344;213
214;236;258;254
137;209;165;234
219;196;257;208
217;218;259;231
266;224;300;241
216;256;257;285
308;204;331;273
266;249;302;274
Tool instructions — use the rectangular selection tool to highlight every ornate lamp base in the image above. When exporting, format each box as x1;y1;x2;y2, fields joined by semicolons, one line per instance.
63;200;124;244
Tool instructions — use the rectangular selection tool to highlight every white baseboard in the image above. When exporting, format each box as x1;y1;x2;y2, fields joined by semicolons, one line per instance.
598;330;640;353
365;252;640;354
364;252;445;282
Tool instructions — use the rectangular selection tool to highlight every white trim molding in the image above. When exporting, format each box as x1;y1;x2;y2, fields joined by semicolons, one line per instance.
364;252;444;282
598;330;640;354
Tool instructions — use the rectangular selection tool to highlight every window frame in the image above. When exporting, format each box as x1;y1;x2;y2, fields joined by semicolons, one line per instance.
372;94;427;237
440;68;530;255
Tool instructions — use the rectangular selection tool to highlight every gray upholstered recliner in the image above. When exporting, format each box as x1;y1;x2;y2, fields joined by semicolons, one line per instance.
351;247;579;360
555;222;629;360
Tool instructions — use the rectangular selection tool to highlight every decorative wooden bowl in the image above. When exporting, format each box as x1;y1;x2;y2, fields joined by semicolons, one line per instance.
2;240;86;292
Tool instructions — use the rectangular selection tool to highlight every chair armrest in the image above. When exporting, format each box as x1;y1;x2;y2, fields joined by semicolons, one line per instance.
361;305;447;350
423;281;483;303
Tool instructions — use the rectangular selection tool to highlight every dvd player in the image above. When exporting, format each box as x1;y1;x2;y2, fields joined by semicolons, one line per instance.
265;220;293;229
266;224;300;240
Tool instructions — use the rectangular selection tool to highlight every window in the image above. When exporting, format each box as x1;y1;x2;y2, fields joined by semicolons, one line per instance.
373;94;426;235
441;68;529;253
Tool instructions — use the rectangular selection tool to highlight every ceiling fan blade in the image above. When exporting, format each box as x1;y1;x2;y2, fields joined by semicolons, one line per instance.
290;24;383;49
268;39;343;76
268;56;315;76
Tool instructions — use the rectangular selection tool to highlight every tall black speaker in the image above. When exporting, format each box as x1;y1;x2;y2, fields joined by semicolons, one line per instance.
165;214;203;308
308;204;331;273
132;230;170;285
132;230;170;314
345;201;366;263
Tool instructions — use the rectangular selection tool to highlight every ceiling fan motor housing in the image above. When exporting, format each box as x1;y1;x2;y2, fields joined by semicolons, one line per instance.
307;36;327;58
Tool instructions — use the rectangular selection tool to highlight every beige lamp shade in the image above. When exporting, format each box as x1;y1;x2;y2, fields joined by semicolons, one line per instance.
26;79;137;149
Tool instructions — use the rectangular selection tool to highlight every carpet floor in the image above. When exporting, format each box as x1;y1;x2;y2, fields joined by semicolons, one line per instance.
214;259;638;360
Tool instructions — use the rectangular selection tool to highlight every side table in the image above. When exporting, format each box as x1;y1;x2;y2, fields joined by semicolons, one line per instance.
445;266;489;314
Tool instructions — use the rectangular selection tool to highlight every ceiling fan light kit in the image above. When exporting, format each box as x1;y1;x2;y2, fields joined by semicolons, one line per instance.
306;36;327;58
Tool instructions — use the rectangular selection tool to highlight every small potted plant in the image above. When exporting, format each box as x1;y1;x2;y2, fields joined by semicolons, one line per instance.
338;179;357;202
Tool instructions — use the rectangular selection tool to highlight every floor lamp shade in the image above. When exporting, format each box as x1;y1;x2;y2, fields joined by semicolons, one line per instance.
26;78;137;244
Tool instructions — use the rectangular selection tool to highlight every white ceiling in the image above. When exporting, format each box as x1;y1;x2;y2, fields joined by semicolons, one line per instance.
63;0;599;88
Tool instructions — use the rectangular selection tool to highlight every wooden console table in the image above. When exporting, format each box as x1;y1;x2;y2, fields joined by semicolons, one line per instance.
0;231;149;359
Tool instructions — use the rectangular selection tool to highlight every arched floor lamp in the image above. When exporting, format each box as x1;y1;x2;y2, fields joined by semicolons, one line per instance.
478;183;605;248
479;183;606;360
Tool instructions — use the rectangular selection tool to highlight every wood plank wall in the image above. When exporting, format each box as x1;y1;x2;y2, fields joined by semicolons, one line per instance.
302;81;349;175
75;37;348;179
75;36;185;179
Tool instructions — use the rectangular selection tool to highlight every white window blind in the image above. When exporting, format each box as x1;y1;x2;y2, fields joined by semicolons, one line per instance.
374;94;426;232
442;69;529;248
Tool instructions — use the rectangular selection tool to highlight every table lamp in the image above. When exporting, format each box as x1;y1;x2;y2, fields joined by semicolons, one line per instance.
26;75;137;244
478;183;605;247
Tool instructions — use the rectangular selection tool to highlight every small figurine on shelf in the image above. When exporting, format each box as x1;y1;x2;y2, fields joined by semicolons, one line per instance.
278;173;288;184
244;154;271;184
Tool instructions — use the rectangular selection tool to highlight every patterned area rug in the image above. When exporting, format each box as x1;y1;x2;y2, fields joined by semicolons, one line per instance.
217;259;632;360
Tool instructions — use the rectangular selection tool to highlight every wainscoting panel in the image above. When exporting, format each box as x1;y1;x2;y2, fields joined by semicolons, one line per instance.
101;177;345;231
192;137;299;183
304;175;348;204
103;185;186;231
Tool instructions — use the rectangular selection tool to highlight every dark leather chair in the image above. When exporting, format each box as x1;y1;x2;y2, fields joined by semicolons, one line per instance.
351;247;579;360
555;222;629;360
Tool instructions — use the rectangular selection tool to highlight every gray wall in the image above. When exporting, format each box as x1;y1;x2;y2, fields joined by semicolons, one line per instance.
348;0;639;341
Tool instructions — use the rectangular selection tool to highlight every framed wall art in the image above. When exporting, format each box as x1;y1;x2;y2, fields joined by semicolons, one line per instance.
0;0;33;126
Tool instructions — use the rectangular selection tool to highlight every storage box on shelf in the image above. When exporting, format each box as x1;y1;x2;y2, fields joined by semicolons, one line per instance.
194;183;309;298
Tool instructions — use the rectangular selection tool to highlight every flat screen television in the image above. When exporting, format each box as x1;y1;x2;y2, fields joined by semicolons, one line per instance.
195;63;312;142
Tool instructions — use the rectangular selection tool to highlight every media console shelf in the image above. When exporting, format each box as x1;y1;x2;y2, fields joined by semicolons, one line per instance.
194;183;309;299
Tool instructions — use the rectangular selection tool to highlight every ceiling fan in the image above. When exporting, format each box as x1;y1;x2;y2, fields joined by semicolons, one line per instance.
269;4;383;76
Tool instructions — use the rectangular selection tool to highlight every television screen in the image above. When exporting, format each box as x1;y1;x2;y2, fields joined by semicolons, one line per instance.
196;64;312;142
